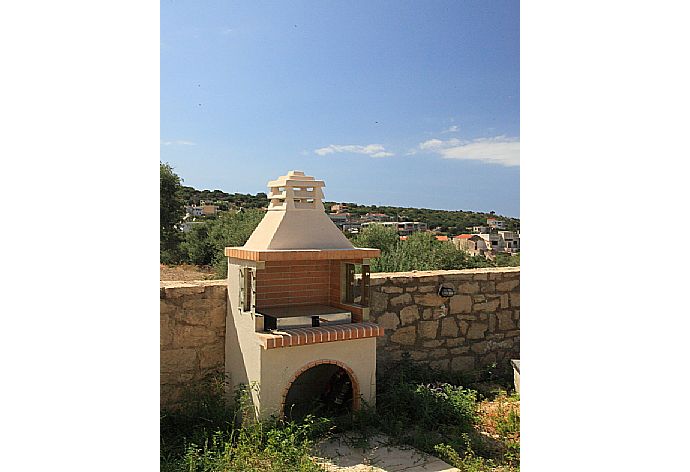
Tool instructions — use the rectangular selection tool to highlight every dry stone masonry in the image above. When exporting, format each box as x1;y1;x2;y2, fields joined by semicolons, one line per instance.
160;280;227;407
369;267;520;374
160;267;519;410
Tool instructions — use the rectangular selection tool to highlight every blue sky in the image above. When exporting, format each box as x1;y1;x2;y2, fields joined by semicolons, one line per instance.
161;0;519;216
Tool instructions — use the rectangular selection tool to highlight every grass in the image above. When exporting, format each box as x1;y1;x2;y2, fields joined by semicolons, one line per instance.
161;359;520;471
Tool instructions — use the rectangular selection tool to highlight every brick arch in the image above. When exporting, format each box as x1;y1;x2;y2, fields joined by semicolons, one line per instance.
280;359;361;419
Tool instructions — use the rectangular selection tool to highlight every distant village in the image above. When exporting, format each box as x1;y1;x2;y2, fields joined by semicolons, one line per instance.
181;201;519;262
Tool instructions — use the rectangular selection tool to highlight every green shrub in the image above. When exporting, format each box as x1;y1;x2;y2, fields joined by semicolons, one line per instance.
181;209;264;277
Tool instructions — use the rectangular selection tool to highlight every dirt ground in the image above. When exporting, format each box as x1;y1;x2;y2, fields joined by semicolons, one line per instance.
160;264;218;281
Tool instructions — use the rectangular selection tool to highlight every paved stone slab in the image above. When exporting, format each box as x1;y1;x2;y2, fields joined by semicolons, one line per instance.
314;434;459;472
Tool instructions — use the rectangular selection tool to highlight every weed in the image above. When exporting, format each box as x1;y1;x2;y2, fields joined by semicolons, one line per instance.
161;357;519;471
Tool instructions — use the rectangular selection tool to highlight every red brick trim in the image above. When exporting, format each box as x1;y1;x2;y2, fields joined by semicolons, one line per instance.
279;359;361;419
225;247;380;261
256;322;383;349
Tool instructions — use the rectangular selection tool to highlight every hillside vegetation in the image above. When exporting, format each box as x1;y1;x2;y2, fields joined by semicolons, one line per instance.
178;187;518;234
161;164;519;273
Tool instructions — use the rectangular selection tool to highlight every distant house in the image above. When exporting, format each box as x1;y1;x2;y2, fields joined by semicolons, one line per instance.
454;234;488;256
487;217;507;230
342;223;361;234
362;212;391;222
185;204;218;218
435;235;449;242
361;221;427;236
498;231;519;252
185;205;204;217
478;233;503;252
328;213;349;227
330;203;349;213
469;225;490;233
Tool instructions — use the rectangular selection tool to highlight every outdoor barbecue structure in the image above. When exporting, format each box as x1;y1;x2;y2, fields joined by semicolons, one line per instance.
224;171;383;419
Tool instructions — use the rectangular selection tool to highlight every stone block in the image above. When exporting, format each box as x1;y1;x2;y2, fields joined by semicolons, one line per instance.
160;316;173;347
480;281;496;293
458;282;480;294
202;284;227;299
414;293;445;307
459;320;469;336
500;294;510;309
440;317;459;337
429;359;450;371
381;286;403;294
390;293;413;306
429;348;449;359
480;352;497;365
496;279;520;292
410;351;428;361
473;299;500;312
209;306;226;328
370;277;387;286
370;291;389;313
510;292;520;308
446;337;466;348
497;311;515;331
488;313;496;332
423;340;444;348
418;285;436;293
449;295;472;314
161;348;197;373
172;325;218;349
451;356;475;372
419;320;439;339
470;341;488;354
505;329;520;338
391;276;413;286
176;306;212;326
400;305;420;325
467;322;488;339
160;301;176;315
390;326;416;345
473;273;488;281
198;344;225;370
378;312;400;330
450;346;470;355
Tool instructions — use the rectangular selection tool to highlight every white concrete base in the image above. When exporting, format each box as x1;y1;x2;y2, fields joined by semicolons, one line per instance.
315;434;459;472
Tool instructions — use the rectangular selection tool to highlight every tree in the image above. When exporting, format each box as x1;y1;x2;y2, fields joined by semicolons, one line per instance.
160;162;186;263
352;224;399;253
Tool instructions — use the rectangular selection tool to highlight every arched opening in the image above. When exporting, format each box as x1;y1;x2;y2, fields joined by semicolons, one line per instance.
282;361;359;421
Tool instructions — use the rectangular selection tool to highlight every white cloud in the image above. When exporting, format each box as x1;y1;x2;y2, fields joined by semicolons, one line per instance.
314;144;394;158
418;136;519;166
440;125;460;134
419;138;461;151
161;140;196;146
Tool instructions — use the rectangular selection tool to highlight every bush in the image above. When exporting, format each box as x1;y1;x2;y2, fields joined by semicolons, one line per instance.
161;379;331;472
359;230;492;272
181;209;264;277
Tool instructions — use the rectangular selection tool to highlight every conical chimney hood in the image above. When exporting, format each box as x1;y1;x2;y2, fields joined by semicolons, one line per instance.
242;171;355;251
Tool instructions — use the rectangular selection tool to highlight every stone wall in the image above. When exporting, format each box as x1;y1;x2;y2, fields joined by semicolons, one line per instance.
159;268;519;409
369;267;520;375
160;280;227;408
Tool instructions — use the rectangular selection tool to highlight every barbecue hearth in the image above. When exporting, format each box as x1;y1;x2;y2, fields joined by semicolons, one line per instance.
224;171;383;419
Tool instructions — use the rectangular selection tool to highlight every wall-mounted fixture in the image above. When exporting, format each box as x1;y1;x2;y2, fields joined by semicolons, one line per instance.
438;285;455;297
